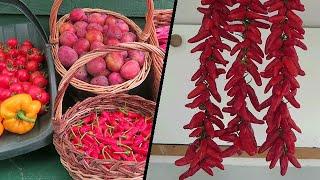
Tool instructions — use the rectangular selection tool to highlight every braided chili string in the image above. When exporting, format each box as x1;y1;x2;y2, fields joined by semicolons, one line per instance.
259;0;306;176
221;0;269;157
175;0;238;179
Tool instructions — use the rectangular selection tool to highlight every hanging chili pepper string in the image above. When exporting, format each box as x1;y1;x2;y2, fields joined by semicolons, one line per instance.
221;0;269;157
175;0;238;179
259;0;306;176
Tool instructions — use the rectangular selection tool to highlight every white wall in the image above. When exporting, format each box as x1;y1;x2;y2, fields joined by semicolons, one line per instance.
153;24;320;147
175;0;320;27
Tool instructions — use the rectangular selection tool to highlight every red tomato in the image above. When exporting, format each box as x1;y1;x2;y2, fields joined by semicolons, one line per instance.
32;75;48;88
7;49;19;58
37;90;50;105
22;40;33;47
28;48;44;63
0;88;12;101
16;69;30;82
26;60;39;72
6;58;16;67
0;61;6;71
0;51;6;61
9;77;18;85
19;44;33;55
1;68;16;77
30;71;45;81
0;75;10;88
27;85;43;100
10;84;24;94
16;55;27;64
6;38;18;49
20;82;32;92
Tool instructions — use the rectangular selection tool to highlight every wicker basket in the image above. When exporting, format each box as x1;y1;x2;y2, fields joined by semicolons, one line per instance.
53;44;158;179
55;42;163;94
149;9;173;100
153;9;173;29
49;0;158;95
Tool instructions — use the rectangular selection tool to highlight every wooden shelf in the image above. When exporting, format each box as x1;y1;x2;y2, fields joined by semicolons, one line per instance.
151;144;320;159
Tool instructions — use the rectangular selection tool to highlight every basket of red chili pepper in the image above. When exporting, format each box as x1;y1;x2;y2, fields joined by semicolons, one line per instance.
53;42;162;179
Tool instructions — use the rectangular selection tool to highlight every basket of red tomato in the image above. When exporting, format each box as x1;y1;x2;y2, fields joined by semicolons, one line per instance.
0;0;57;160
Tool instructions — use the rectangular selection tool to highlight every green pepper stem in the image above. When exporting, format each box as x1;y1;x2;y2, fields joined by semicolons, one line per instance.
17;110;36;123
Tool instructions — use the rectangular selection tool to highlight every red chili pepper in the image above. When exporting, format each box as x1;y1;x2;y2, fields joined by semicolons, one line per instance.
188;30;211;43
203;101;223;118
204;120;215;137
287;153;301;168
259;130;280;153
219;28;239;42
221;145;239;158
208;116;225;130
240;122;258;154
191;66;205;81
224;24;246;32
185;90;210;109
184;111;206;129
188;83;207;99
205;77;222;102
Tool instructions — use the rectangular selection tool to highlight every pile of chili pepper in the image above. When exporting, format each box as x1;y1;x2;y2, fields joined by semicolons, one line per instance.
69;109;152;162
259;0;306;176
175;0;239;179
156;25;170;51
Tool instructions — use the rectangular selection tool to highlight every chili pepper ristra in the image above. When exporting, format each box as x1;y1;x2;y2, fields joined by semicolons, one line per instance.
221;0;269;157
259;0;306;176
174;0;239;179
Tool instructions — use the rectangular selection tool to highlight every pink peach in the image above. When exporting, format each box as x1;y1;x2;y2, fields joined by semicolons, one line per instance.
86;29;103;43
60;31;78;47
108;72;125;85
59;22;76;34
87;23;103;32
107;25;123;40
116;19;129;32
121;32;137;43
74;21;88;30
120;60;141;80
73;39;90;56
105;52;124;72
70;8;86;22
104;37;119;45
88;13;106;25
105;16;117;26
90;41;105;51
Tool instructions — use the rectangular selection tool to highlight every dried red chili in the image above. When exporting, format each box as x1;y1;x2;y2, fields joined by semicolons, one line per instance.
259;0;306;176
175;0;238;179
221;0;268;158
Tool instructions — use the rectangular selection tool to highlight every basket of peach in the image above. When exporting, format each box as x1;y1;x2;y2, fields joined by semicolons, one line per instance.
49;0;160;95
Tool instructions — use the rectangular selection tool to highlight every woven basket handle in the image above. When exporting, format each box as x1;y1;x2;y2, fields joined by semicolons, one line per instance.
49;0;155;43
53;42;164;134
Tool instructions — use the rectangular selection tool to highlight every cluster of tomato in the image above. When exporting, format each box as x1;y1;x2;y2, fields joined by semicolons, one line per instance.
0;38;50;113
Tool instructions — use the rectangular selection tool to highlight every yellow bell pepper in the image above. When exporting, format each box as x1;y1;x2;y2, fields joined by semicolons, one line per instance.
0;94;41;134
0;117;3;137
